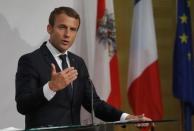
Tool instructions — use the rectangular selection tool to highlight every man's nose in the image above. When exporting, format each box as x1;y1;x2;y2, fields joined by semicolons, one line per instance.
64;29;70;37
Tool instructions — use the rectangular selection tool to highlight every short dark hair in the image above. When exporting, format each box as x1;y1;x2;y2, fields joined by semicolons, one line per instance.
49;6;80;28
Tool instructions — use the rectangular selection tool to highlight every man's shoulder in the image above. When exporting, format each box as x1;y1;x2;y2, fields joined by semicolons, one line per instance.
20;42;47;58
18;43;46;63
19;48;41;59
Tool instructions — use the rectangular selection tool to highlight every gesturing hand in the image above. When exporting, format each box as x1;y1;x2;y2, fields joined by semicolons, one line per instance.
48;63;78;92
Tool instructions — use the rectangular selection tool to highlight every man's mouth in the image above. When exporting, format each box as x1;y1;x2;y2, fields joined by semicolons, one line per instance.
62;40;69;44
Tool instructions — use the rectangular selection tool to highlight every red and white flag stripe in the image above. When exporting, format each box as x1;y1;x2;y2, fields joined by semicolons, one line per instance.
127;0;163;122
94;0;121;108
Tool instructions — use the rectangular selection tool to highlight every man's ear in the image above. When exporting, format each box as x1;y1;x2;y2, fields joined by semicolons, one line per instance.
47;24;52;34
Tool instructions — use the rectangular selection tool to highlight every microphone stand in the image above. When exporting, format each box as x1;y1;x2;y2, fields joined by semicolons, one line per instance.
88;78;95;125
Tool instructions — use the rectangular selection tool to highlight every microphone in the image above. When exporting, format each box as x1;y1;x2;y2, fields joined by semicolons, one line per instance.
88;78;95;125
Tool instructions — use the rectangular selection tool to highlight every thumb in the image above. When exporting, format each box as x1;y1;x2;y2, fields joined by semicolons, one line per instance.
138;114;144;119
51;63;56;75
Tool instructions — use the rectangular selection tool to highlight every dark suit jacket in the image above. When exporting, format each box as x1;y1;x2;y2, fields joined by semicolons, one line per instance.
15;42;123;129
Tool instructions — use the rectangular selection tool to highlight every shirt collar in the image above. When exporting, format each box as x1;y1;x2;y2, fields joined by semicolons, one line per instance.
46;41;68;58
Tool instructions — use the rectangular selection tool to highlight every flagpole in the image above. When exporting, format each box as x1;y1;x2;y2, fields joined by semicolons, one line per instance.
181;101;184;131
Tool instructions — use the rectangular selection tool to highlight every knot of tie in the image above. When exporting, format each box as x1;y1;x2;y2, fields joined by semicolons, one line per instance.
59;54;66;61
59;54;68;69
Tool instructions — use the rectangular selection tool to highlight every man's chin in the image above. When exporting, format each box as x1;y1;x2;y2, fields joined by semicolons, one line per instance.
60;47;70;52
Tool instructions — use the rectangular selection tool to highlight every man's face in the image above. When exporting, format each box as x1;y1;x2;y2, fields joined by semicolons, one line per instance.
47;14;79;53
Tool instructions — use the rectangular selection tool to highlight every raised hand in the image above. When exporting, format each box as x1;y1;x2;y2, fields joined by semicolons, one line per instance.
48;63;78;92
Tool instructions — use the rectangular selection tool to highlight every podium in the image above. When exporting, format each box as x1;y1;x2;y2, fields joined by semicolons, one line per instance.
28;119;176;131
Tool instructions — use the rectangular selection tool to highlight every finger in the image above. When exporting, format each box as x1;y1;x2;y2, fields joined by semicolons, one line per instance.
64;69;78;77
143;116;152;121
51;63;56;75
138;114;152;121
58;68;78;88
137;114;144;119
69;69;78;76
68;73;78;82
132;114;143;121
126;114;137;119
66;70;78;82
60;68;77;77
61;67;75;74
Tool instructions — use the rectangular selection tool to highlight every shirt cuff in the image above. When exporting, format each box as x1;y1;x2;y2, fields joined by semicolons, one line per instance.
43;82;56;101
120;113;129;122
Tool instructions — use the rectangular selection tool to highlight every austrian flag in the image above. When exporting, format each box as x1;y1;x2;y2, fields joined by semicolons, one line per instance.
93;0;121;108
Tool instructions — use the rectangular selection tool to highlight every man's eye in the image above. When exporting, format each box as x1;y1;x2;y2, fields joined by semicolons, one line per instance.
71;28;77;32
59;26;65;29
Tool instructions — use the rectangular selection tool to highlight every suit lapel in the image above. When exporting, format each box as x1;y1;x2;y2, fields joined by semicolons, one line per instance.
68;53;77;69
68;52;79;102
40;42;61;72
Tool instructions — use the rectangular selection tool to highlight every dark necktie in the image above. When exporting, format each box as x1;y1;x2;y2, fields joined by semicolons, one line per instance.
59;54;68;69
59;54;73;98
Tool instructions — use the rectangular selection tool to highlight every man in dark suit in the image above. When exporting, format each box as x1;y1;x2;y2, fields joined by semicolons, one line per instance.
15;6;151;129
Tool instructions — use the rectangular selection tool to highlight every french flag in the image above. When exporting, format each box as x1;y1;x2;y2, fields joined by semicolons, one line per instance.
127;0;163;127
